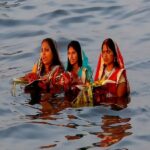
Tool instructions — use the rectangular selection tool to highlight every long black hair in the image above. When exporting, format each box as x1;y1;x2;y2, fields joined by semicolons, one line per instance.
40;38;64;74
67;40;82;71
101;38;119;67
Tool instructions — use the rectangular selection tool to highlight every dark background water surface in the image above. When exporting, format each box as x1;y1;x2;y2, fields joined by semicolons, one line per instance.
0;0;150;149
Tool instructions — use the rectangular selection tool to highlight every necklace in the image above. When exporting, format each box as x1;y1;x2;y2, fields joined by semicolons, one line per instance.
104;68;115;79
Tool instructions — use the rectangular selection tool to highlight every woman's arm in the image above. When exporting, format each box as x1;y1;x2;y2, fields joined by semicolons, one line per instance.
117;73;127;97
117;82;127;97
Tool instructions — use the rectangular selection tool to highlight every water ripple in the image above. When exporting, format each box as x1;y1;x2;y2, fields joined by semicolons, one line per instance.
0;18;23;27
59;15;93;25
136;135;150;142
37;9;69;20
136;33;150;44
127;59;150;70
1;30;46;39
21;5;36;10
72;6;108;13
0;2;20;8
120;6;150;20
2;50;22;56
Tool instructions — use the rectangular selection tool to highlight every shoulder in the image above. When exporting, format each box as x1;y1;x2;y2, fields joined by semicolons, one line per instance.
118;73;126;84
113;68;125;77
115;68;126;84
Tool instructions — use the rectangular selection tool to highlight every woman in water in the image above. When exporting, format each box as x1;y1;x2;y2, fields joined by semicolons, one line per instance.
24;38;64;103
60;40;93;100
94;38;130;98
67;40;93;84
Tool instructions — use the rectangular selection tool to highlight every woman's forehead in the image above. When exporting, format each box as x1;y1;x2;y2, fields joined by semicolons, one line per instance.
102;44;111;51
68;47;76;52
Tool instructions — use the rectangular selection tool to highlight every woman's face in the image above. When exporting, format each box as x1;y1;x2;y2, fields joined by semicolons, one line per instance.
68;46;78;66
102;44;115;66
41;41;53;66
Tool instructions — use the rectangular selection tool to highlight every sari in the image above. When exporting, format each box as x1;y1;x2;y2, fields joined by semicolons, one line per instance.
94;39;130;96
24;57;64;96
73;39;130;107
59;50;93;101
77;50;93;84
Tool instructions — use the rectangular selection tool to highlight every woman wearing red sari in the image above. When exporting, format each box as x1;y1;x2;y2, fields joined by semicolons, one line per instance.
94;38;130;97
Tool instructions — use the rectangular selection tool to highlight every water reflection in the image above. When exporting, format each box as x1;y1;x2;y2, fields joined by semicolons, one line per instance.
92;115;132;148
27;90;131;114
25;91;132;149
40;144;57;149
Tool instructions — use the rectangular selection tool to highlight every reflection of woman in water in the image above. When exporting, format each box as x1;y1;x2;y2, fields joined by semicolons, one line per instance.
94;38;130;97
96;115;132;147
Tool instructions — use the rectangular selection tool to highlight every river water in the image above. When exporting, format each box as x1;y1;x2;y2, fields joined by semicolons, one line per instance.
0;0;150;149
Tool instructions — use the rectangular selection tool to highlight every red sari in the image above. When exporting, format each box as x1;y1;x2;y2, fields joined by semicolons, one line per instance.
24;61;64;96
94;40;130;97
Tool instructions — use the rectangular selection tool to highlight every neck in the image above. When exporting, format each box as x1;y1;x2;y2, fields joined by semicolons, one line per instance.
106;64;114;72
72;63;80;74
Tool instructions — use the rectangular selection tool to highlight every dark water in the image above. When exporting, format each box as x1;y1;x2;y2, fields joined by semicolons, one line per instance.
0;0;150;149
